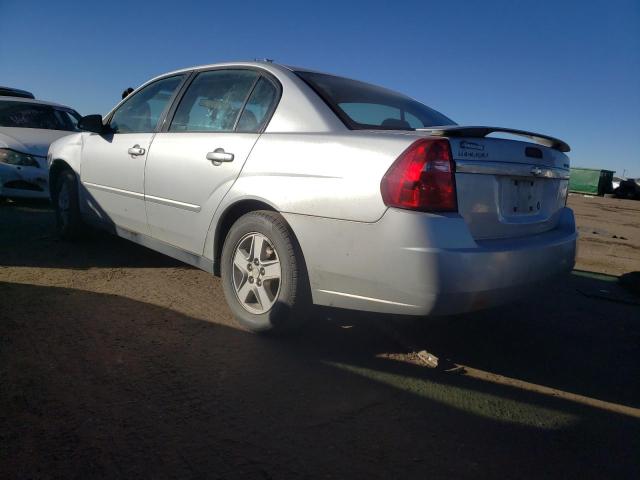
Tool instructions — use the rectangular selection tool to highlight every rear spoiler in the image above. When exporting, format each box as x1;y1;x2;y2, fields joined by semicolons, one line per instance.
417;126;570;153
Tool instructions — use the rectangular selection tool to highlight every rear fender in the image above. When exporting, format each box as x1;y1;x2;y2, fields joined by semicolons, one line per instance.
226;132;416;222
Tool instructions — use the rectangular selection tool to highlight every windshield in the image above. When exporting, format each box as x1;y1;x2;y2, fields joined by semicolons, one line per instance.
0;101;82;131
295;71;456;130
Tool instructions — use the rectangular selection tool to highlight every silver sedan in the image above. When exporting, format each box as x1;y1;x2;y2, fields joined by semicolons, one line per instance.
48;62;576;332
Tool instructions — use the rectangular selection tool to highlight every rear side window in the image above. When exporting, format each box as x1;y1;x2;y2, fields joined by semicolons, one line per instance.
169;70;258;132
0;101;81;131
236;77;277;132
109;75;184;134
295;71;456;130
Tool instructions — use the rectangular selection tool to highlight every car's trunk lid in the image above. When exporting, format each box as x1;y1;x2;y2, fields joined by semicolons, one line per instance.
418;127;571;240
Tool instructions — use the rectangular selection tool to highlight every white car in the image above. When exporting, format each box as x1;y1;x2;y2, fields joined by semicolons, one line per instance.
0;97;81;200
48;62;576;332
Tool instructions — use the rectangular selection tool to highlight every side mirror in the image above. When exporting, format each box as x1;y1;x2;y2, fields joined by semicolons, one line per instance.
78;114;106;134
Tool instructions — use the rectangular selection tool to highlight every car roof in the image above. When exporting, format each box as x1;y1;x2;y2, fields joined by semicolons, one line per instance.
0;96;76;111
138;61;341;93
155;61;294;78
158;61;340;78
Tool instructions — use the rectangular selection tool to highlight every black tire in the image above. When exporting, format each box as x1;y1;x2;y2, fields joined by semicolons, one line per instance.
220;210;310;333
54;169;85;240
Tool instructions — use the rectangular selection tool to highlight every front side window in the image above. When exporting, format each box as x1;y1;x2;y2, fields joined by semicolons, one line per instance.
0;101;81;131
295;71;456;130
169;70;258;132
109;75;184;134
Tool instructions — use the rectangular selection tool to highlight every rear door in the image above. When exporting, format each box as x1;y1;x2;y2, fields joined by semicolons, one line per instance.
451;137;570;239
80;75;185;233
144;69;279;254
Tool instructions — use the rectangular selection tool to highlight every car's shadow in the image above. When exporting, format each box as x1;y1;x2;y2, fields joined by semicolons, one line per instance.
1;279;639;479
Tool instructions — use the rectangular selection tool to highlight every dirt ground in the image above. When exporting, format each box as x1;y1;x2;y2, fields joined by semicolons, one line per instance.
1;195;639;479
570;193;640;276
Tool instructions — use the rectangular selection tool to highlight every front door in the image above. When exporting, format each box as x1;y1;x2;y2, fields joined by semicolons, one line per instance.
80;74;185;233
144;70;279;254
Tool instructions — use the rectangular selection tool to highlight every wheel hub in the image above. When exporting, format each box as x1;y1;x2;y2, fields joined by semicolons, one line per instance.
232;232;282;314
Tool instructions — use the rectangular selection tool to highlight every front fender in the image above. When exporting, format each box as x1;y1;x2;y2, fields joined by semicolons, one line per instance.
48;133;84;201
48;133;83;173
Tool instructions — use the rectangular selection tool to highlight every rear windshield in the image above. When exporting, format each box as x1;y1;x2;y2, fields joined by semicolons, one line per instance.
295;71;456;130
0;101;82;131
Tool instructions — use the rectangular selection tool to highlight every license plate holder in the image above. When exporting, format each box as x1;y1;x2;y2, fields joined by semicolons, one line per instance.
501;177;543;217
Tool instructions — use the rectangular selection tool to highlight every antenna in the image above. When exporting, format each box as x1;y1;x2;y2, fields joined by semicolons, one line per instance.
254;58;274;63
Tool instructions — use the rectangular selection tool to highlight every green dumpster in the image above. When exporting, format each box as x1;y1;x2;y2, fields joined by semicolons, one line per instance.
569;168;615;195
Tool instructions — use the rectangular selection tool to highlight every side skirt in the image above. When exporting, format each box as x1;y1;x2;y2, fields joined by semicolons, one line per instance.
82;215;215;273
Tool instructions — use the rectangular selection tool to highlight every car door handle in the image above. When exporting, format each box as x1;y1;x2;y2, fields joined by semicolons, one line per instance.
128;145;146;156
206;148;234;164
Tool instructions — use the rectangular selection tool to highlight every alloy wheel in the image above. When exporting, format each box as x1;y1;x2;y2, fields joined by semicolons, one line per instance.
232;232;282;314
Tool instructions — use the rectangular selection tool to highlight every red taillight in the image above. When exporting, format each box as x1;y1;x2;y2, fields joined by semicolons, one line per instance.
380;138;457;212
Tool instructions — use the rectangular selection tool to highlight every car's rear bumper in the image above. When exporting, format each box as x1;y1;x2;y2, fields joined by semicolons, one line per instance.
284;207;577;316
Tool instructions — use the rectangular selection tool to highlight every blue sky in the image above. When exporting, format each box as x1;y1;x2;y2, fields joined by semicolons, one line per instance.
1;0;638;176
